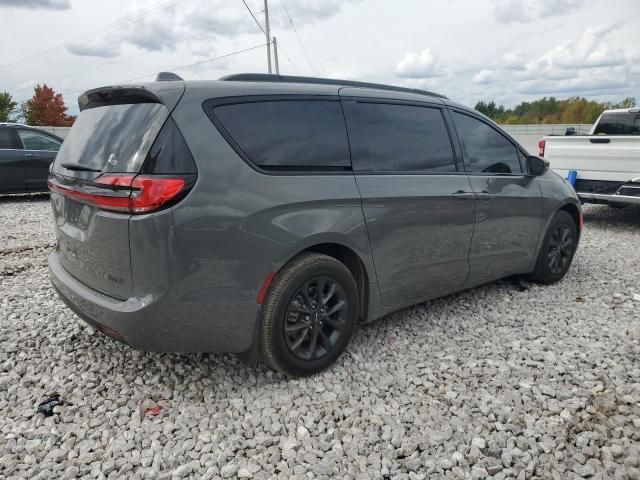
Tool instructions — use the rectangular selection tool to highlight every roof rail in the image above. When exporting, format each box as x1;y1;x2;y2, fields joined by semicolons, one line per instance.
219;73;447;99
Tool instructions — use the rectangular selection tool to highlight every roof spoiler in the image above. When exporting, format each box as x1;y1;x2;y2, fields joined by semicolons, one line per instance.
78;86;162;111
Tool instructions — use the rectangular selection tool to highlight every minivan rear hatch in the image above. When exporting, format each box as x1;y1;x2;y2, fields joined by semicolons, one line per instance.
49;85;183;300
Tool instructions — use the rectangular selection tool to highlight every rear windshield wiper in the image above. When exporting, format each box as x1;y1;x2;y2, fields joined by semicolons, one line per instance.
61;163;102;173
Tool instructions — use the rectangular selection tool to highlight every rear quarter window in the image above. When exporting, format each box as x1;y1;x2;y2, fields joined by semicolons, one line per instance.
207;99;351;170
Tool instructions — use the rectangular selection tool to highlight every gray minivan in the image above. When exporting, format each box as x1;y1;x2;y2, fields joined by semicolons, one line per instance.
48;74;582;376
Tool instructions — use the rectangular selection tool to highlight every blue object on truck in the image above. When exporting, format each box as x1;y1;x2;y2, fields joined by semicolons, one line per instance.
566;170;577;187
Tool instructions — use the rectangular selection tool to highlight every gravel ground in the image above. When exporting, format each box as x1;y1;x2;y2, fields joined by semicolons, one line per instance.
0;194;639;480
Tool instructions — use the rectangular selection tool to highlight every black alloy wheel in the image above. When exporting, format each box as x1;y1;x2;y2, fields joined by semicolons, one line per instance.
546;223;574;275
284;276;348;361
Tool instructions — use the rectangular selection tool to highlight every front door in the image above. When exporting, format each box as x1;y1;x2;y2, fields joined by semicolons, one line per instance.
15;128;61;192
449;110;543;286
341;96;475;308
0;128;25;193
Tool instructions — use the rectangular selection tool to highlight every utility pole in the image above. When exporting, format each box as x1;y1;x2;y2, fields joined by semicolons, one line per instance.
264;0;272;73
272;36;280;74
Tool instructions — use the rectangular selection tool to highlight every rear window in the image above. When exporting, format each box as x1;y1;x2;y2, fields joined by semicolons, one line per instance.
342;101;456;173
54;103;167;173
593;113;640;135
210;100;351;170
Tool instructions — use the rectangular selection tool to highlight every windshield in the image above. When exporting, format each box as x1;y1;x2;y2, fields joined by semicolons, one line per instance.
54;103;167;174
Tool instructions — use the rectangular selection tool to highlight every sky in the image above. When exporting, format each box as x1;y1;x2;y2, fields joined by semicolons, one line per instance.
0;0;638;116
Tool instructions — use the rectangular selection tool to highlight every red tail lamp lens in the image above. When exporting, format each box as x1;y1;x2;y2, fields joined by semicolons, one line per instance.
48;174;188;214
538;140;546;157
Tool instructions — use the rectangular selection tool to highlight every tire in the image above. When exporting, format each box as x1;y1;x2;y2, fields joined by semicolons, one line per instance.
259;253;359;377
528;210;578;284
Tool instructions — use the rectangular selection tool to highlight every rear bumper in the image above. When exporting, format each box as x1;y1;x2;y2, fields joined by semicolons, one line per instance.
49;250;261;353
578;192;640;205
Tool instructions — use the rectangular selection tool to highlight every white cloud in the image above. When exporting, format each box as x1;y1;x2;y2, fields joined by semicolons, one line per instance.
494;0;530;24
499;52;526;70
395;49;445;79
473;69;495;84
0;0;69;9
522;24;627;81
493;0;587;24
539;0;587;18
514;24;637;96
66;43;121;58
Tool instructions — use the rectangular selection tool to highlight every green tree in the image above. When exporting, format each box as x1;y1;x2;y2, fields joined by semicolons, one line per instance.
0;92;18;122
473;96;635;125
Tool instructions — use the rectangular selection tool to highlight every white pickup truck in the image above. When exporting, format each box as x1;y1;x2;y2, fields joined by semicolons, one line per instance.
540;108;640;206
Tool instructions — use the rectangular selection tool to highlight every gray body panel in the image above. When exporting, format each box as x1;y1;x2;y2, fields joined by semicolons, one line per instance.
0;149;25;193
48;78;581;356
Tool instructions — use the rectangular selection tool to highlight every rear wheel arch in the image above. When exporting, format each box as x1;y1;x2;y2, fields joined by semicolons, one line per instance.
297;243;369;322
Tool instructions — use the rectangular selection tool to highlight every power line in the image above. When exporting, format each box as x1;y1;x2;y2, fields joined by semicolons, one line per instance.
0;0;190;73
279;0;316;75
239;0;299;73
241;0;266;34
60;43;268;97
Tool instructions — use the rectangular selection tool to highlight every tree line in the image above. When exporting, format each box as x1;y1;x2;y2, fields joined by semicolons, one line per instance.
474;96;636;125
0;84;75;126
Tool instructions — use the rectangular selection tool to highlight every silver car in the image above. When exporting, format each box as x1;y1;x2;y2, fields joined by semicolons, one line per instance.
48;74;582;376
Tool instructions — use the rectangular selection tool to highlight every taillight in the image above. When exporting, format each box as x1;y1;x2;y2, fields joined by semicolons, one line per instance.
538;140;546;157
48;173;193;214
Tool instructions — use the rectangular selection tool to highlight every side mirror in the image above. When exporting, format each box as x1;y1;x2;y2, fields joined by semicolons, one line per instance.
526;155;549;176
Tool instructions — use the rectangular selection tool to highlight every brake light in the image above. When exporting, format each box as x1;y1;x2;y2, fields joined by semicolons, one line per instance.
48;174;191;214
130;176;186;213
538;140;546;157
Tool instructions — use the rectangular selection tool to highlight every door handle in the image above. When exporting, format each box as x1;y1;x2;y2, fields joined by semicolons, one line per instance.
476;191;495;201
451;191;476;200
24;153;40;158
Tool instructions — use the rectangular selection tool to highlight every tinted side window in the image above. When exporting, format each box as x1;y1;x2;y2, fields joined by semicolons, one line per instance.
0;128;16;149
452;112;522;174
212;100;350;169
17;129;61;151
593;113;640;135
343;102;456;173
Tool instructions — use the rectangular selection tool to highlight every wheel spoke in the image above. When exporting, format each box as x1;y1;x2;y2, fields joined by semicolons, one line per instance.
300;285;314;311
315;278;326;306
285;321;311;332
289;302;310;314
325;299;346;317
325;316;345;330
308;327;319;359
290;328;308;351
318;329;333;349
322;282;337;305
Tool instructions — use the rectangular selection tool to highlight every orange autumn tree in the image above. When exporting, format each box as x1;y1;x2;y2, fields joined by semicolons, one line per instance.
22;84;75;126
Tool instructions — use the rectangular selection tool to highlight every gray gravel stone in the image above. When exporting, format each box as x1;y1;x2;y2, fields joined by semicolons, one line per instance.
1;199;639;479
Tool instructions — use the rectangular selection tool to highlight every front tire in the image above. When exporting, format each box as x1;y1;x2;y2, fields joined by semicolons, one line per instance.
259;253;358;377
528;210;578;284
